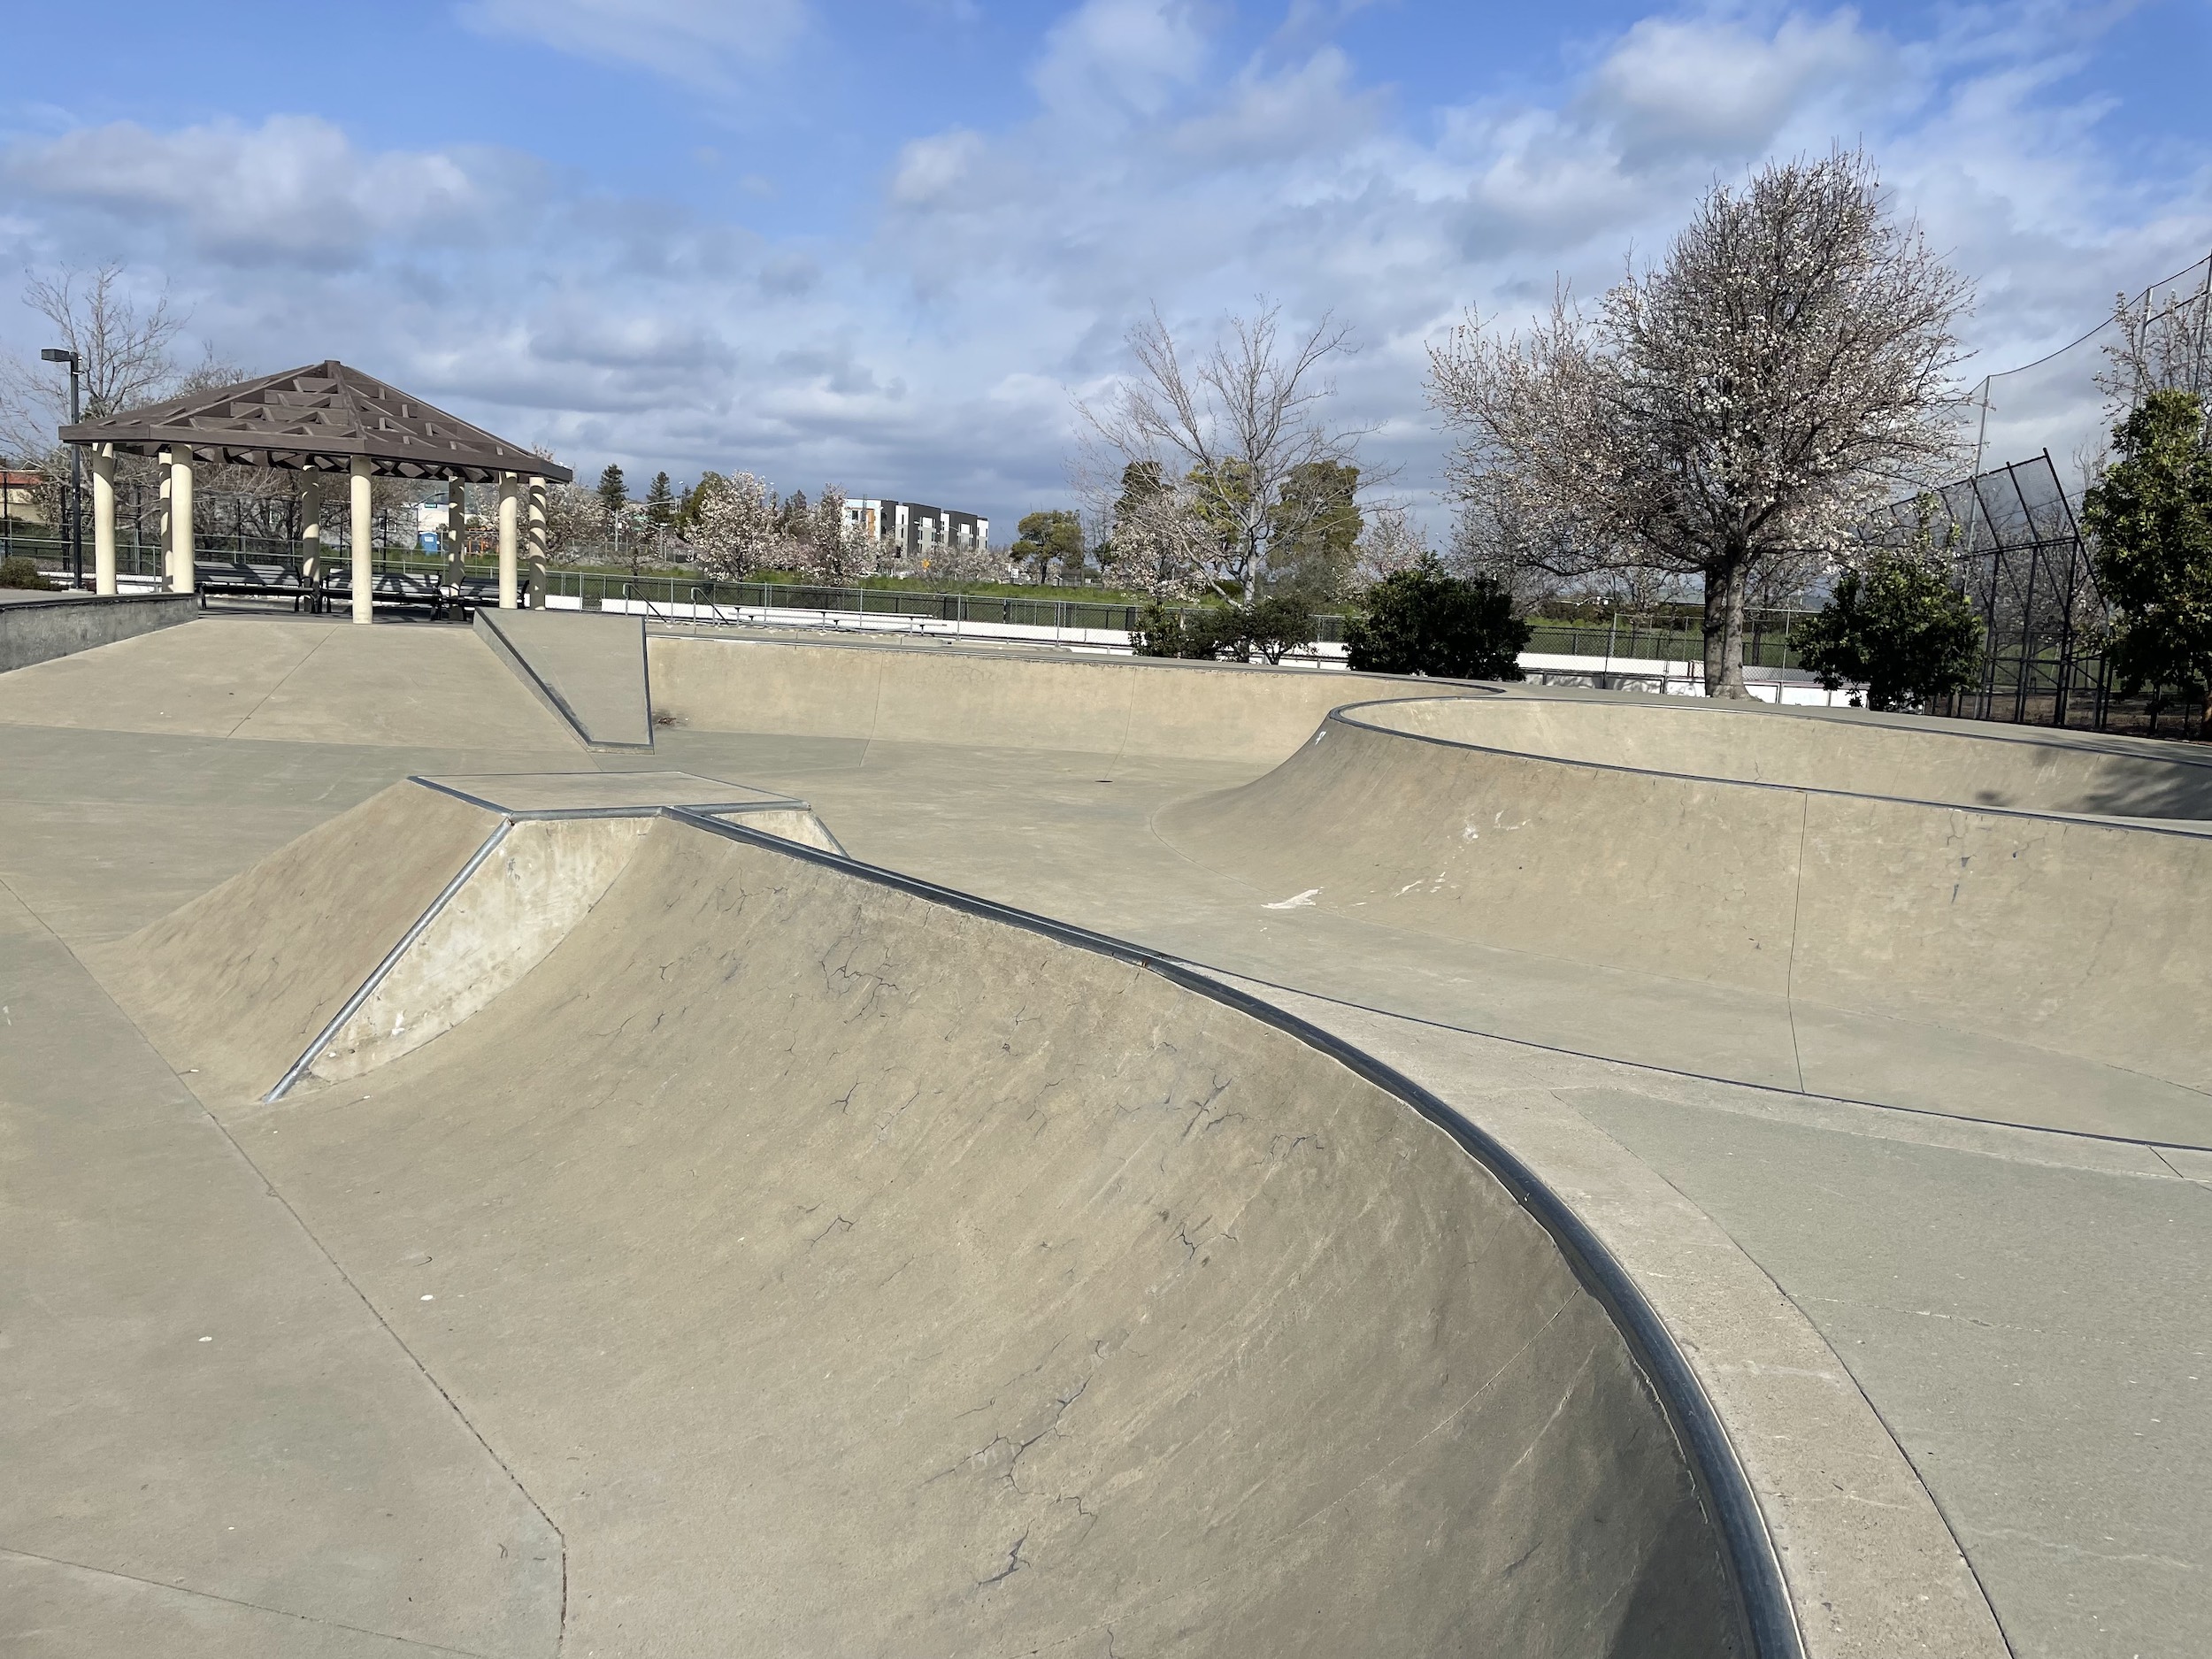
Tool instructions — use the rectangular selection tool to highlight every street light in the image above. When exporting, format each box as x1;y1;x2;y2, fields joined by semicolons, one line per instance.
40;348;82;588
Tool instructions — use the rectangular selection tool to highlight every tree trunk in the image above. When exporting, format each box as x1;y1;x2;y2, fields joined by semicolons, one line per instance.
1701;557;1752;699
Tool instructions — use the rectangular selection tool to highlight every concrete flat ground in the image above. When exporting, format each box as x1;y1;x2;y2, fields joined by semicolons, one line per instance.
2;612;2206;1657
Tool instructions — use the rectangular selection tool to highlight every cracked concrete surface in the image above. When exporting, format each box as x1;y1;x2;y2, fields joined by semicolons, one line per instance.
4;614;2207;1656
115;812;1740;1654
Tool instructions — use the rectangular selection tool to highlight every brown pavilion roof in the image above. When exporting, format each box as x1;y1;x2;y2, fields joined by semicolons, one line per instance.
59;360;572;484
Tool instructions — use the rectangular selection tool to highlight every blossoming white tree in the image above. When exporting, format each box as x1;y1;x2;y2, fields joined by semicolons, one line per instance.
1351;504;1430;591
1096;465;1216;599
797;486;879;583
690;471;780;580
1428;150;1971;696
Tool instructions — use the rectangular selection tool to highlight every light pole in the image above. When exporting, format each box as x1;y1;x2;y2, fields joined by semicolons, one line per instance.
40;349;82;587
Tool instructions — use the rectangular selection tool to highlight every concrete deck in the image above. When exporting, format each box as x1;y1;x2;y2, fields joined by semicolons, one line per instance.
2;613;2204;1657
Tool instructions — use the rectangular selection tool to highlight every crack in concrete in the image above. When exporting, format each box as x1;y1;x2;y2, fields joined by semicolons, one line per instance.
0;1543;495;1656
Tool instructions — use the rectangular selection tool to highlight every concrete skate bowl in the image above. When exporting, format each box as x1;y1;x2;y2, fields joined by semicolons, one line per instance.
92;776;1795;1657
645;628;1507;763
1157;694;2212;1146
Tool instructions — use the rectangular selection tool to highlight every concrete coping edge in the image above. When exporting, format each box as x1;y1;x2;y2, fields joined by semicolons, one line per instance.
1325;697;2212;839
0;588;199;610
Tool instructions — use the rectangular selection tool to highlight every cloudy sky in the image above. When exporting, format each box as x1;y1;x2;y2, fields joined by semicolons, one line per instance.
1;0;2207;529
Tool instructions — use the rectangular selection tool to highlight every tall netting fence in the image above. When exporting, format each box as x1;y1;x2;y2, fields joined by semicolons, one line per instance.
1885;250;2212;738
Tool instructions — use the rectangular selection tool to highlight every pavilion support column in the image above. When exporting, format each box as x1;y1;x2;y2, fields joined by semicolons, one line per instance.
169;447;196;595
157;449;172;587
527;477;548;610
299;477;325;607
497;473;518;610
90;444;117;595
447;480;467;597
349;456;374;625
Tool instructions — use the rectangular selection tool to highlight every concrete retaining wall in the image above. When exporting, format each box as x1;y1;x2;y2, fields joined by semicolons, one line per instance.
646;630;1502;765
0;590;198;674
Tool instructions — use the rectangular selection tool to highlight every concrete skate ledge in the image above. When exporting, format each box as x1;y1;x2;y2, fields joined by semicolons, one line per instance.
0;588;197;674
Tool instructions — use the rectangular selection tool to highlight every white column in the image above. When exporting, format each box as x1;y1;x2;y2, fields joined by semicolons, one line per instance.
91;444;117;595
299;477;325;601
526;477;548;610
447;480;467;595
157;449;172;587
497;473;519;609
349;456;374;625
169;447;196;595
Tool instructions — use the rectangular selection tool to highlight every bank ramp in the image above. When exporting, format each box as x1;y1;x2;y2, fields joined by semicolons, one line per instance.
91;773;1792;1658
1157;693;2212;1145
476;607;653;748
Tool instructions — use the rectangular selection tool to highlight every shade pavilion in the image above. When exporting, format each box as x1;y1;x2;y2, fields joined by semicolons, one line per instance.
59;361;573;622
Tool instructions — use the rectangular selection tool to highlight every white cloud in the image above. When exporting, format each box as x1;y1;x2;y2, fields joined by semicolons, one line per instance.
0;4;2204;534
1578;12;1898;165
890;130;989;208
459;0;808;88
1031;0;1212;125
4;117;501;264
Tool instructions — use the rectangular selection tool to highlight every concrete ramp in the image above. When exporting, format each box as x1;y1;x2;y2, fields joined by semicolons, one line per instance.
1157;694;2212;1144
477;607;654;749
91;772;840;1103
90;790;1790;1656
1372;694;2212;818
88;781;504;1102
647;629;1505;764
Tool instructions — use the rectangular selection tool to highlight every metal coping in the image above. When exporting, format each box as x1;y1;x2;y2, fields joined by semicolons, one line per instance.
663;803;1803;1659
263;819;515;1103
1501;681;2212;769
474;608;655;751
1325;698;2212;838
409;774;810;821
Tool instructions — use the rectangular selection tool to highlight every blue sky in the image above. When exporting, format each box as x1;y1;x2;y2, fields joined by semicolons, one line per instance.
2;0;2207;529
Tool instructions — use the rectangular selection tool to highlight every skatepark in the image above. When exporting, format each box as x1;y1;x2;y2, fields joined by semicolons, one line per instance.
3;603;2207;1657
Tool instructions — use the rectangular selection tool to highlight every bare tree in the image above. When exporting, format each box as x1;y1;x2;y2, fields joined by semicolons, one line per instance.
1079;301;1371;595
1429;150;1971;696
2097;257;2212;417
3;265;185;463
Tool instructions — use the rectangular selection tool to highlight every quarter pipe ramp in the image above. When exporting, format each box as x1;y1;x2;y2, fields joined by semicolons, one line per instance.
1156;695;2212;1145
93;777;1778;1657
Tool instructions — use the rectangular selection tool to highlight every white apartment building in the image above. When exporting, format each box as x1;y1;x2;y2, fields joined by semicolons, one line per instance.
842;499;989;569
